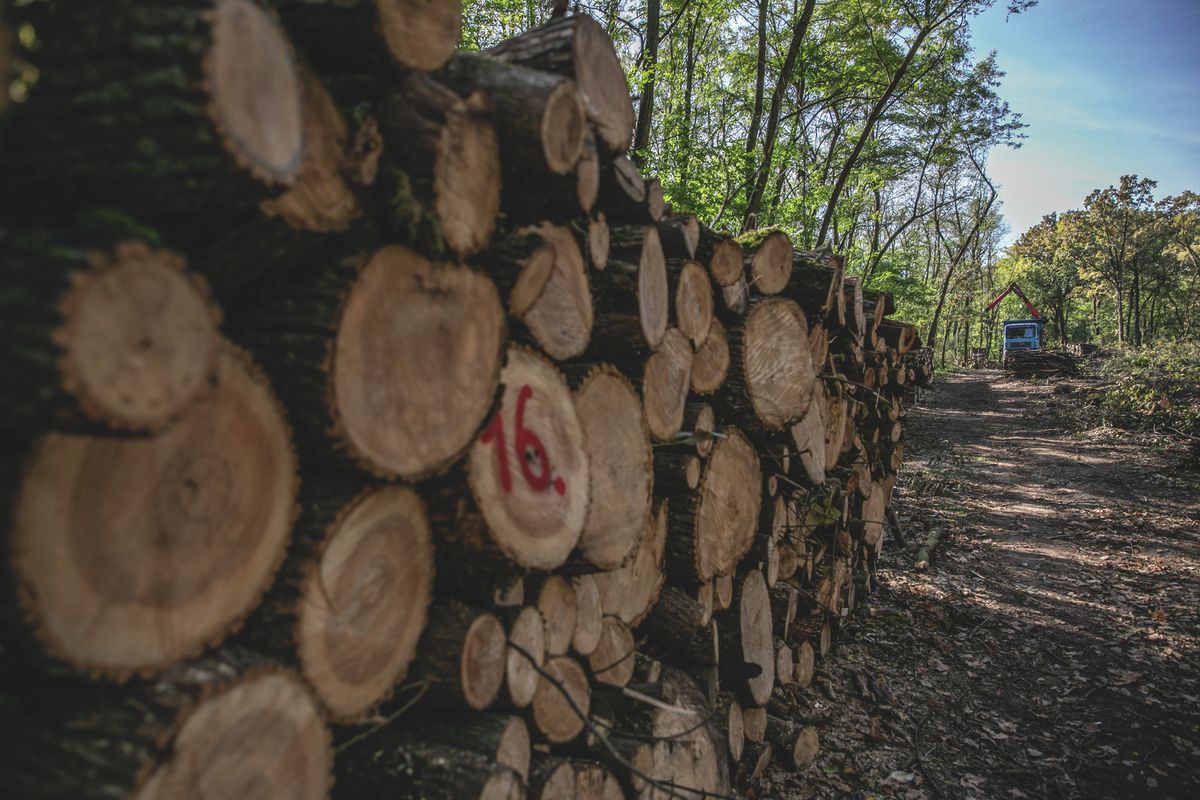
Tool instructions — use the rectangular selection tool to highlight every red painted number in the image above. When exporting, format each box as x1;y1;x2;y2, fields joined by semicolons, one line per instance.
481;384;567;496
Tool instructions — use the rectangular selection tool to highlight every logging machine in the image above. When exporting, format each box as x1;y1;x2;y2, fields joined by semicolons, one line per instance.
986;282;1045;353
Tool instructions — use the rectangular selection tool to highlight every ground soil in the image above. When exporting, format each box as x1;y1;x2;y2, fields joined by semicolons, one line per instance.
762;370;1200;800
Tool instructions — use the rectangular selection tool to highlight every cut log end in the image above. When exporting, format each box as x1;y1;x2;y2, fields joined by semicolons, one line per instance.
11;345;296;677
707;238;745;286
675;260;715;348
538;575;579;657
587;214;610;270
136;671;331;800
61;242;219;431
586;617;635;687
436;100;502;256
695;428;762;580
745;230;793;295
739;570;775;706
571;575;604;656
691;317;730;396
461;612;508;710
743;298;816;430
297;485;433;721
594;500;668;627
574;365;653;570
468;347;590;570
206;0;304;185
643;327;693;442
637;226;669;349
542;78;587;173
334;246;505;480
507;606;546;709
376;0;462;72
572;17;634;153
519;224;594;360
532;656;591;743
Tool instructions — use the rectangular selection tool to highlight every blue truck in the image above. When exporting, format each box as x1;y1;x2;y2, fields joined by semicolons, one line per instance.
1002;318;1045;353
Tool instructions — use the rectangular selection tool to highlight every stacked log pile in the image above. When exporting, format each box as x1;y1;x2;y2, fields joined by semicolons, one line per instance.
1004;349;1083;378
0;4;933;798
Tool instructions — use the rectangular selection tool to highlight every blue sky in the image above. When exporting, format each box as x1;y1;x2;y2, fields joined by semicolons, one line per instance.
970;0;1200;244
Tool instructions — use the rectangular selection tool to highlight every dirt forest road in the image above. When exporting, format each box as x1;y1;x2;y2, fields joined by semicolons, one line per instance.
770;371;1200;800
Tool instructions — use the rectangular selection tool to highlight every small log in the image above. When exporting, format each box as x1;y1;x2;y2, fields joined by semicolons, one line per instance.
439;52;585;174
505;606;546;709
7;346;296;678
843;275;866;341
573;365;654;570
572;575;604;657
654;450;702;495
576;213;611;270
641;327;693;441
509;223;594;360
505;128;600;222
532;655;592;743
915;528;943;570
587;617;636;687
767;717;820;769
719;275;750;317
597;155;651;221
658;213;700;259
790;390;828;485
529;757;577;800
696;225;744;286
684;401;718;458
461;347;590;570
536;575;579;658
669;258;715;348
737;229;793;295
690;316;731;395
275;0;460;73
637;585;714;667
726;696;746;762
714;572;735;611
742;705;768;744
793;640;815;687
412;602;507;710
788;250;845;322
486;14;633;154
375;73;500;257
590;224;668;352
0;235;218;434
594;501;668;628
776;640;795;685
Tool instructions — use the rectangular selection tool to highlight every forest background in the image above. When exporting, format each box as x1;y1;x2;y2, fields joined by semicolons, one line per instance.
464;0;1200;364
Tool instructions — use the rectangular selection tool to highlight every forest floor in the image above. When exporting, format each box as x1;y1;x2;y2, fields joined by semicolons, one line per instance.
762;370;1200;800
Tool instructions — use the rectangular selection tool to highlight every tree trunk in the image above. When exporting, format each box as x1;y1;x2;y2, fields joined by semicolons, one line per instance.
632;0;660;163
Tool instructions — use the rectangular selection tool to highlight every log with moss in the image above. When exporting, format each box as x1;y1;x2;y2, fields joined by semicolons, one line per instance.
3;0;305;240
737;229;793;296
0;230;218;434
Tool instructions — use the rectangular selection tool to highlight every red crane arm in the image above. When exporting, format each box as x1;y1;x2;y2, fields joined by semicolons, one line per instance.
986;283;1039;318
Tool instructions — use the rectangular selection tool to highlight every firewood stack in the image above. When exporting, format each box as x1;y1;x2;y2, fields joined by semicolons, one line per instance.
0;4;929;798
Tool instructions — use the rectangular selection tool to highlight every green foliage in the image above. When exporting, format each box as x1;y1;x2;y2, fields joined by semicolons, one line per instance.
1085;342;1200;443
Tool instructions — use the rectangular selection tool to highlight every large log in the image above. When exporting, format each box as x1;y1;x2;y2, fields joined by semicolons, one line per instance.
0;234;218;434
724;297;817;434
667;427;762;583
696;225;744;287
456;347;590;570
7;346;296;678
375;73;500;257
486;15;633;155
3;0;305;239
246;483;434;722
275;0;460;72
237;245;505;481
0;651;330;800
439;52;586;175
590;224;668;353
573;365;654;570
